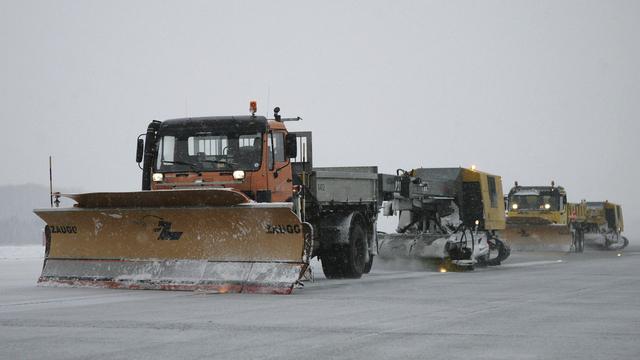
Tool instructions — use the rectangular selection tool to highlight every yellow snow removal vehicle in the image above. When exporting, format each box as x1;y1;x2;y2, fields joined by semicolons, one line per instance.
377;167;510;271
503;182;587;252
35;105;384;294
583;201;629;250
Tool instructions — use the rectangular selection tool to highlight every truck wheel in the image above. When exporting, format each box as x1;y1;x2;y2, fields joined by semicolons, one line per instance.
622;236;629;249
478;237;510;266
321;219;366;279
345;220;367;278
363;255;374;274
321;250;346;279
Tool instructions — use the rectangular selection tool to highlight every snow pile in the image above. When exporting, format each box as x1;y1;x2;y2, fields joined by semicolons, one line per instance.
0;245;44;260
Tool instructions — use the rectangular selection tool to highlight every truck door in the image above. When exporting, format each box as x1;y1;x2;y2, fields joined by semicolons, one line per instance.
268;131;293;202
290;132;312;186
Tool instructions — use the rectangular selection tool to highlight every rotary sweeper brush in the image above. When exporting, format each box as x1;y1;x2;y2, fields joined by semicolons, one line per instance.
377;167;510;271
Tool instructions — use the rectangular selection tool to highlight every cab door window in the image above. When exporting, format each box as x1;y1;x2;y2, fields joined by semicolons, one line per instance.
487;176;498;208
268;132;285;170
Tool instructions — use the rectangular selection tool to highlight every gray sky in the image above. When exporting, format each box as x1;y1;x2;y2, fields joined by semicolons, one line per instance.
1;1;639;235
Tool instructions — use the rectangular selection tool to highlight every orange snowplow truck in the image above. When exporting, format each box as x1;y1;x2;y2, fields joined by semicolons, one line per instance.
35;105;383;294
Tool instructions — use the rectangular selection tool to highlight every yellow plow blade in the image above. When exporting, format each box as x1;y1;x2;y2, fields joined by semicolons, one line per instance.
35;189;310;294
502;223;573;252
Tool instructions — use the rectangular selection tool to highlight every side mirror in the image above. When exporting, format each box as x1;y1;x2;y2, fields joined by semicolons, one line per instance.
136;139;144;163
285;133;297;159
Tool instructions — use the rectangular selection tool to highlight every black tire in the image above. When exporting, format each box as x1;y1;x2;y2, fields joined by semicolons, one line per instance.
321;250;345;279
342;219;367;278
321;218;367;279
363;255;374;274
622;236;629;249
478;237;510;266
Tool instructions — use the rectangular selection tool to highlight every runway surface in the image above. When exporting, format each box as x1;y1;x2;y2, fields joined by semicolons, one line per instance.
1;245;638;359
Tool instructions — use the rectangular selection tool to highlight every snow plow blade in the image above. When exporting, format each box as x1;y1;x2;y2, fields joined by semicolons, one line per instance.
34;189;310;294
502;224;573;252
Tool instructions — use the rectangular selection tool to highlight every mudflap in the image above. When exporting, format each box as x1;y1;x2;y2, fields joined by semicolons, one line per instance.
35;189;310;294
502;223;573;252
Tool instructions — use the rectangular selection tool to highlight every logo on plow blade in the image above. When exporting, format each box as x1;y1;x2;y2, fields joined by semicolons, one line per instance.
154;220;183;240
49;225;78;234
265;224;301;234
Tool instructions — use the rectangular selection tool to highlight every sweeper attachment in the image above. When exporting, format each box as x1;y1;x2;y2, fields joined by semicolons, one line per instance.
35;189;311;294
583;201;629;250
503;183;586;252
378;167;510;271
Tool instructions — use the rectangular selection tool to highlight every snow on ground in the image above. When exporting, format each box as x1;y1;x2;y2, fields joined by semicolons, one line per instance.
1;245;639;359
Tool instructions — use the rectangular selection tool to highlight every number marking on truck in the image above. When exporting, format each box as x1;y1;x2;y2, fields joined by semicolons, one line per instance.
265;224;302;234
49;225;78;234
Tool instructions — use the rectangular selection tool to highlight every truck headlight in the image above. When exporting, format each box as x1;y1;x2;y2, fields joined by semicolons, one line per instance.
152;173;164;182
544;203;551;210
512;203;518;210
233;170;245;180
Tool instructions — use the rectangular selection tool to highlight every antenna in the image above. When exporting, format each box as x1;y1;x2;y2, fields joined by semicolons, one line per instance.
49;156;53;208
49;156;60;208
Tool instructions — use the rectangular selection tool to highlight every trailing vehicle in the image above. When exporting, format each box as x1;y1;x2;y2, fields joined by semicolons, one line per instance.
377;167;510;271
583;201;628;250
502;182;587;252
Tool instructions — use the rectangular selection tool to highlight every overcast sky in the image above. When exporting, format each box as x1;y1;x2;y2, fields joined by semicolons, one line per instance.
1;1;639;235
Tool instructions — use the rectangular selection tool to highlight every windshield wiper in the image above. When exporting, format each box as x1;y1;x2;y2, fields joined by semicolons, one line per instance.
161;160;199;171
201;159;236;166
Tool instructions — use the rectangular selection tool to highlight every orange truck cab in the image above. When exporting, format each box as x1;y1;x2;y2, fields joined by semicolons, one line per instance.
137;110;298;203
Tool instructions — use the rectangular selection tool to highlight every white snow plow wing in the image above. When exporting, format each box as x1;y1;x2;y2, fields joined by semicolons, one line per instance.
34;189;311;294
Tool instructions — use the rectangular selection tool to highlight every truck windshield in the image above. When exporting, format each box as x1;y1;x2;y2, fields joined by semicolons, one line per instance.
155;133;263;172
510;193;560;211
